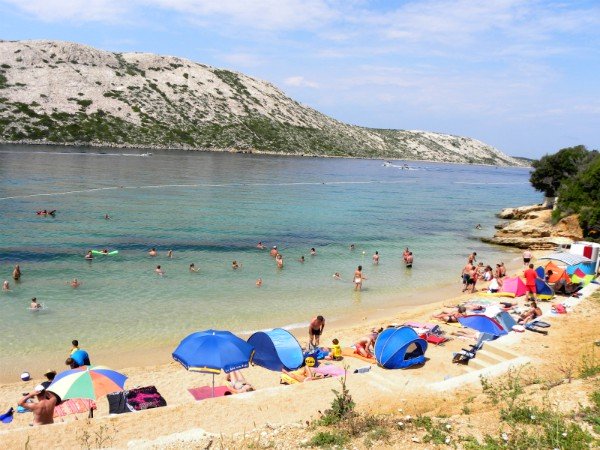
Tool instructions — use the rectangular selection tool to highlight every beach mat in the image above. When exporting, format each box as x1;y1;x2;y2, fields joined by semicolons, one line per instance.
313;365;346;377
341;347;377;363
188;386;231;401
54;399;96;418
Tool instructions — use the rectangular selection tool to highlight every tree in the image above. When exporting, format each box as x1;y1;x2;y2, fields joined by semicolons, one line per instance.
556;152;600;239
529;145;594;197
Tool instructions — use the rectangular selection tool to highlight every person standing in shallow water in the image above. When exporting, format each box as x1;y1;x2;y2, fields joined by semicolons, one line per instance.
405;252;413;268
372;251;380;265
354;265;366;291
12;265;21;281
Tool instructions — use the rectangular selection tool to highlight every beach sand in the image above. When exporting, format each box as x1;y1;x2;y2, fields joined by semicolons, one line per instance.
1;251;595;449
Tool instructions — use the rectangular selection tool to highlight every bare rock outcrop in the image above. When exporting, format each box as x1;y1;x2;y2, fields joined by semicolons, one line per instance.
484;206;583;249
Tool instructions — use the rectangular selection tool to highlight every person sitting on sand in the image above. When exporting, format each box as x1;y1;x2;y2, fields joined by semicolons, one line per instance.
354;329;381;358
518;301;542;325
329;338;342;361
149;248;157;257
18;387;59;426
2;280;9;291
488;276;503;293
30;298;41;309
155;265;164;275
282;365;322;383
85;250;93;260
432;305;467;323
225;370;254;393
189;263;198;272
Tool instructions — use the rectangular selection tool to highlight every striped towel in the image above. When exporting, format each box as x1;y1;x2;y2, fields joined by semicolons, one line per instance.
53;399;96;417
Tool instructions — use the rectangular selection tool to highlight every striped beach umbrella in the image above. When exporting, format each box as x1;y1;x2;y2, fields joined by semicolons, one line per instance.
48;366;127;401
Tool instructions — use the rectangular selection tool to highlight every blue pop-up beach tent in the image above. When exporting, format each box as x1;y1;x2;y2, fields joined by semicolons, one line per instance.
534;267;555;300
458;315;507;338
374;327;427;369
247;328;303;372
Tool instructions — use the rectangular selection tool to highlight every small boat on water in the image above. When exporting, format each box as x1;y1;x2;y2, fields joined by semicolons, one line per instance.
140;152;153;157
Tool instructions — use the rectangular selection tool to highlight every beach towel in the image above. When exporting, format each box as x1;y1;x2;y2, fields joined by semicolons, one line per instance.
341;347;377;363
53;399;96;418
419;333;449;345
313;365;346;378
403;322;440;333
188;386;231;401
0;407;14;424
280;373;299;385
125;386;167;411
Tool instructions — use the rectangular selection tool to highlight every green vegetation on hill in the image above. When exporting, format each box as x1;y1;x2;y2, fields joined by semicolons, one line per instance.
529;145;600;239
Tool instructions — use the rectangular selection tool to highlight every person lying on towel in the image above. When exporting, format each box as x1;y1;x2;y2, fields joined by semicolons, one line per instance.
225;370;254;393
354;328;382;358
281;365;323;383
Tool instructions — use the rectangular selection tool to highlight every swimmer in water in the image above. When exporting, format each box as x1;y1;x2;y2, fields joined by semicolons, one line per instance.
101;249;109;254
105;213;110;220
155;265;164;275
30;297;41;309
350;244;355;251
270;246;278;257
149;248;157;257
257;241;265;250
276;253;284;269
333;272;341;280
310;247;316;256
85;251;93;260
299;255;305;263
167;250;173;258
475;224;482;230
232;261;241;270
12;265;21;281
372;251;380;265
2;280;10;291
189;263;199;272
256;278;262;287
68;278;81;288
405;252;414;268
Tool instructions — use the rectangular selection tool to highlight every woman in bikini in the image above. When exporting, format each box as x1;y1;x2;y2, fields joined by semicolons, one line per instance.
354;265;366;291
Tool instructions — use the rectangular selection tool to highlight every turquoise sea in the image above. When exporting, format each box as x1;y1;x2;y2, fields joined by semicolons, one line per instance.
0;145;540;380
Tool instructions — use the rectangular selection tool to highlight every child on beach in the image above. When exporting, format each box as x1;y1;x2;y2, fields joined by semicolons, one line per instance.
70;340;79;355
330;338;342;361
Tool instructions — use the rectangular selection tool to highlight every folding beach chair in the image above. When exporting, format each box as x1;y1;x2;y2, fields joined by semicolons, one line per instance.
452;333;491;365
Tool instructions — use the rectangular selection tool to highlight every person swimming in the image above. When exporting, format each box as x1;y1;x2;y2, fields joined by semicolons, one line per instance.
256;241;265;250
232;261;240;270
155;265;164;275
85;250;93;260
167;250;173;258
275;254;284;268
149;248;157;257
189;263;199;272
2;280;9;291
299;255;305;263
372;251;380;265
68;278;81;288
333;272;341;280
256;278;262;287
12;265;21;281
30;297;42;309
310;247;316;256
104;213;110;220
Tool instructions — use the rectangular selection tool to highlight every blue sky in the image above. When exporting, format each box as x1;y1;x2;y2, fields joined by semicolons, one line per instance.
1;0;599;158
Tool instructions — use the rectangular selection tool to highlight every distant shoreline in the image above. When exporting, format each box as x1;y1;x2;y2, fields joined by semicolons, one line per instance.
0;140;529;168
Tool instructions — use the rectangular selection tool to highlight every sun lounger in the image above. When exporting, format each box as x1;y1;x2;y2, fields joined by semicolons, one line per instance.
54;399;96;418
188;386;231;401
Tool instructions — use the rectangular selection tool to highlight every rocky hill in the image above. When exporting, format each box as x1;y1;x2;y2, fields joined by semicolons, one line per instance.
0;40;522;165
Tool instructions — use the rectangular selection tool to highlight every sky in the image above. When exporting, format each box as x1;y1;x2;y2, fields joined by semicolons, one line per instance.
1;1;599;158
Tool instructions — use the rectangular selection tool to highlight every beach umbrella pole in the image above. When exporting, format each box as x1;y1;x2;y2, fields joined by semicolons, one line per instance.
212;374;215;398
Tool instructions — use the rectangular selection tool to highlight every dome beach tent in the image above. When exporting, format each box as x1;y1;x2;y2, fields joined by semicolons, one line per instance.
533;267;555;300
498;276;527;297
374;327;427;369
247;328;303;371
458;315;508;339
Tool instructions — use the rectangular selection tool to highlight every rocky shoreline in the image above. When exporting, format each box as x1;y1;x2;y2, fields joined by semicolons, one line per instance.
482;204;582;249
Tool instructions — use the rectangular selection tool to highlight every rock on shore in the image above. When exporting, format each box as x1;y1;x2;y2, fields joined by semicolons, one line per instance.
483;205;583;249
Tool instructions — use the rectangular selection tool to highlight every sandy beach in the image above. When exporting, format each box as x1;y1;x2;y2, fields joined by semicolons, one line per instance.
2;249;597;449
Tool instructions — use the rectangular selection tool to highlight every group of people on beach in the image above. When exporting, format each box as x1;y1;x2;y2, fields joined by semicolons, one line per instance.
460;252;507;294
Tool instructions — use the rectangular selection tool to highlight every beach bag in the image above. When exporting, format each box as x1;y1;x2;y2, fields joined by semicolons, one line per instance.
552;304;567;314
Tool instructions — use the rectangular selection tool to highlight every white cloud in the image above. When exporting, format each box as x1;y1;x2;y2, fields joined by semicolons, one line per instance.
1;0;129;22
220;52;264;68
284;76;319;88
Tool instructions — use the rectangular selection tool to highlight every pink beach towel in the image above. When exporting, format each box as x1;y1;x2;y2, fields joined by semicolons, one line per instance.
404;322;439;331
313;365;346;377
53;399;96;418
187;386;231;401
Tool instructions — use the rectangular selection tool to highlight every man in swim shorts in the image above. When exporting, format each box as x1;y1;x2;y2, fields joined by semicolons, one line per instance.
18;387;59;426
523;248;532;267
405;252;413;268
309;315;325;347
524;263;539;302
372;251;380;265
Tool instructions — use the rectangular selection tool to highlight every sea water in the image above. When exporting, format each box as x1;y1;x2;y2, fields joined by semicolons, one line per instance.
0;145;540;378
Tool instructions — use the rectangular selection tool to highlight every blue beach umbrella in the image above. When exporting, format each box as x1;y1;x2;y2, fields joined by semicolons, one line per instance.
172;330;255;397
